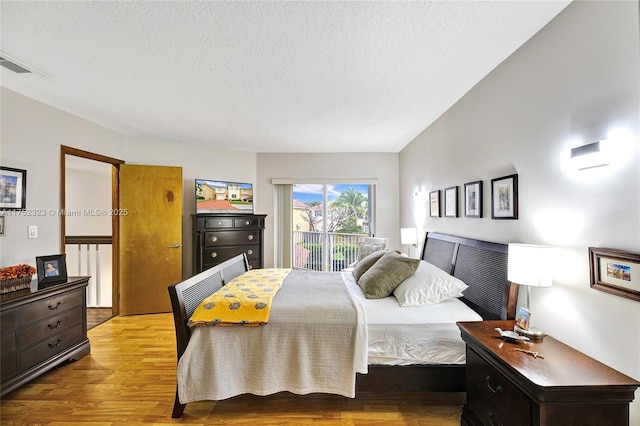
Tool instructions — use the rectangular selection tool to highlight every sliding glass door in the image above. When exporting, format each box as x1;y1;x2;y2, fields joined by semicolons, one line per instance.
292;183;374;271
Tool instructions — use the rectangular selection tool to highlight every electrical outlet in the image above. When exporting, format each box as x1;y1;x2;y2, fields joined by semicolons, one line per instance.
28;225;38;239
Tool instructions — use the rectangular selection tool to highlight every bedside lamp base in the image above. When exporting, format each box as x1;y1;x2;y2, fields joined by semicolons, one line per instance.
514;325;546;340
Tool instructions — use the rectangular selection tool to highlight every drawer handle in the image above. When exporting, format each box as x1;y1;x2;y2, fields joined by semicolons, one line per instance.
245;221;250;225
211;236;218;243
247;249;253;255
48;338;62;349
487;410;503;426
485;375;503;394
247;235;254;241
211;252;218;258
48;301;62;310
48;320;61;329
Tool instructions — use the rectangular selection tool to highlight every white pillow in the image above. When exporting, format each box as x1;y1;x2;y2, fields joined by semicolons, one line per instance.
393;260;468;307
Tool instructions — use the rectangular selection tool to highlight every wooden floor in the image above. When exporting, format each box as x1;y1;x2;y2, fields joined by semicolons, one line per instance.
87;307;114;330
0;313;465;425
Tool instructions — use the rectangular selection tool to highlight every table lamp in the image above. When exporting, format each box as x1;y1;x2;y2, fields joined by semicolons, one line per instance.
400;228;418;257
508;243;552;339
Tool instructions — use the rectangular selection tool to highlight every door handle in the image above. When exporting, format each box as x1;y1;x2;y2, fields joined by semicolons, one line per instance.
167;244;183;248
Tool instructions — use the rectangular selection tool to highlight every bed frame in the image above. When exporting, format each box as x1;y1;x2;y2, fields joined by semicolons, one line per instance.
167;232;518;417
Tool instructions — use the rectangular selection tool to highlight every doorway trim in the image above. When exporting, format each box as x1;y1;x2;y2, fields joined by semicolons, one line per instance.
60;145;125;317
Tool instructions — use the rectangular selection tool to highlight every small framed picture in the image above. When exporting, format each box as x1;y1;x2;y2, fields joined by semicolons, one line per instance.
429;190;440;217
464;180;483;218
491;174;518;220
589;247;640;302
444;186;458;217
0;215;5;236
0;166;27;210
36;254;68;286
516;306;531;330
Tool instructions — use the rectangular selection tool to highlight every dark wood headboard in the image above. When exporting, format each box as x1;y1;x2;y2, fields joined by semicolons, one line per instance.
421;232;518;320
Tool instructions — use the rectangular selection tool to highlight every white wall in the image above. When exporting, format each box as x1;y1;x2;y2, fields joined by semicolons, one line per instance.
0;88;391;277
125;136;257;277
66;165;112;235
257;152;399;267
66;164;113;306
0;88;257;280
0;87;128;267
399;1;640;423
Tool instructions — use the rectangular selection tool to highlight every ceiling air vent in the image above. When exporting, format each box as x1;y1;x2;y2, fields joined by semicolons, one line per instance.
0;51;47;77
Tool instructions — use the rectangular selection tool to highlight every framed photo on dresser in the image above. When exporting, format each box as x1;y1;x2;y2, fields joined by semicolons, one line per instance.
36;254;68;286
515;306;531;330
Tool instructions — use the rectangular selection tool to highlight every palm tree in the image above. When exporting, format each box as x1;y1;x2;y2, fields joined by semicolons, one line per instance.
329;187;368;233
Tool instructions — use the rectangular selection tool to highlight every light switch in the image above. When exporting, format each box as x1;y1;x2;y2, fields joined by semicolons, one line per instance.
28;225;38;239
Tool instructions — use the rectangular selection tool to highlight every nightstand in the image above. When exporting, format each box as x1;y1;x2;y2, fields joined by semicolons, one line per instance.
457;320;639;426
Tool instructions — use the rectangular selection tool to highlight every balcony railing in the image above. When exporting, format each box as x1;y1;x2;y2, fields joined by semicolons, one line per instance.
293;231;367;272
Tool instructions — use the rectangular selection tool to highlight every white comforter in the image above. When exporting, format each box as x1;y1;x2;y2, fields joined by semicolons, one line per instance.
177;269;482;403
177;270;367;403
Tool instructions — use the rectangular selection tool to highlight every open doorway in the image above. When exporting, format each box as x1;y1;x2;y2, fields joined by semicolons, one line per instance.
60;146;124;327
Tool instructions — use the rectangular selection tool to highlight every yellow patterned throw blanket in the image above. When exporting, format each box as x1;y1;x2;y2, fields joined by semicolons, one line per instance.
188;268;291;327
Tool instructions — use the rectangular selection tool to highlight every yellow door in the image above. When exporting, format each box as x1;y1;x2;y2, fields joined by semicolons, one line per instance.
119;165;182;315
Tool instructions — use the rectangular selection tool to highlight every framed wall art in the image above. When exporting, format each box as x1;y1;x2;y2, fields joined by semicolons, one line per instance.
589;247;640;302
36;254;68;286
491;174;518;219
464;180;483;218
429;190;440;217
444;186;458;217
0;215;5;236
0;166;27;210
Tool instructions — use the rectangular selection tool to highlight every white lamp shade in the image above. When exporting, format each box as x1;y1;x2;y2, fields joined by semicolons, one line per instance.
508;243;552;287
400;228;418;245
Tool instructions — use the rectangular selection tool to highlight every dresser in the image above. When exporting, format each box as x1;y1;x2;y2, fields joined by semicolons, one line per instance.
457;320;639;426
193;213;266;273
1;277;91;396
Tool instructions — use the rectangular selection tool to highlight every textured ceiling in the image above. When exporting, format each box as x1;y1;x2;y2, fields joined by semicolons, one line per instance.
1;1;571;153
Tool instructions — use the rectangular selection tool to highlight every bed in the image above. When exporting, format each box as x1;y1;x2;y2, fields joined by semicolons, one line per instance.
167;232;518;418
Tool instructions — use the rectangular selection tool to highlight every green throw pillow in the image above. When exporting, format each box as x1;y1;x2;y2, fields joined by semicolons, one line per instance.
352;249;388;281
358;251;420;299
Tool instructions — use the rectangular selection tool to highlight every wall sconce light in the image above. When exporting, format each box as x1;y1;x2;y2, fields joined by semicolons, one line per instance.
561;139;612;172
400;228;418;256
414;191;429;202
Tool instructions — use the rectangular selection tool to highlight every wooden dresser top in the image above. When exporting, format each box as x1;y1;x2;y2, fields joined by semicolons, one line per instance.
458;320;640;389
1;276;90;307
